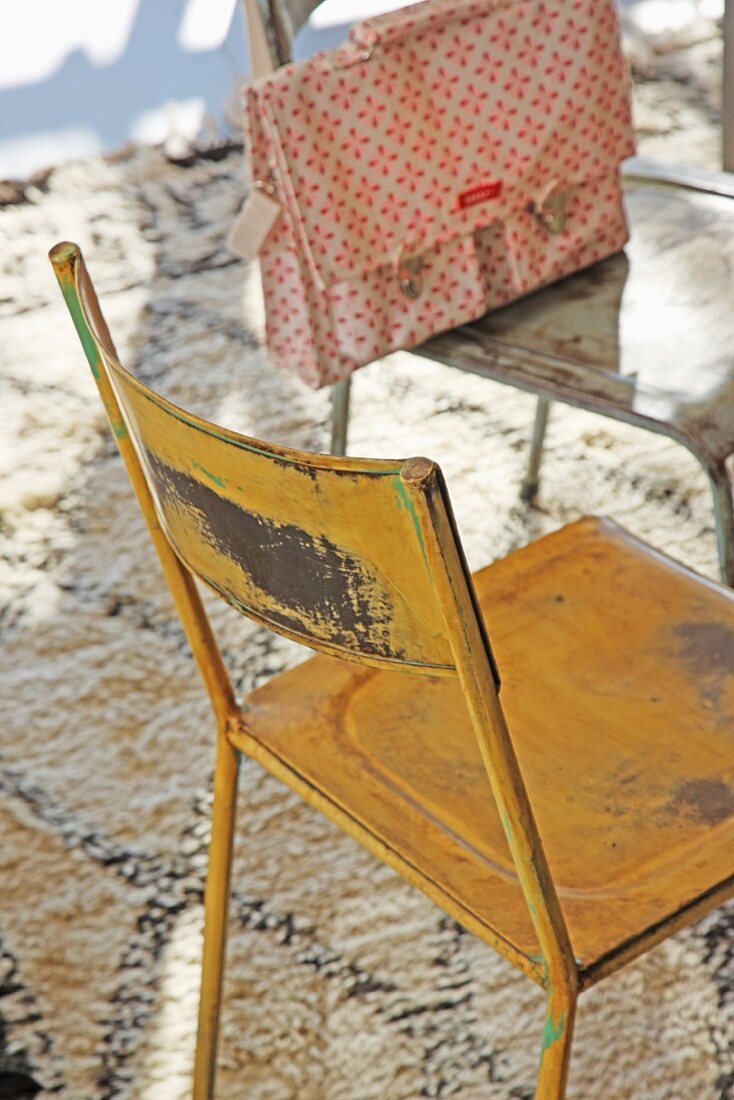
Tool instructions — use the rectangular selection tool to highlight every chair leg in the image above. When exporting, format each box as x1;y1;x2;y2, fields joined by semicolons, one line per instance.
534;986;577;1100
330;375;352;456
704;457;734;587
193;730;240;1100
520;396;552;502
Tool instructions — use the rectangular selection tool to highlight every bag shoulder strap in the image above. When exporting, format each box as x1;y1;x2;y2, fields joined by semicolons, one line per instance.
242;0;278;78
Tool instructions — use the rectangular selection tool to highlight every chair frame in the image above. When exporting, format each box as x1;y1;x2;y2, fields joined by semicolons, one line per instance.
240;1;734;587
51;242;577;1099
51;240;734;1099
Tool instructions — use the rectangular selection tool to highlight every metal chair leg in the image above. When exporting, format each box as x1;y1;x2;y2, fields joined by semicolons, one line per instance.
724;0;734;171
193;729;240;1100
705;457;734;587
534;986;577;1100
520;396;552;502
330;375;352;456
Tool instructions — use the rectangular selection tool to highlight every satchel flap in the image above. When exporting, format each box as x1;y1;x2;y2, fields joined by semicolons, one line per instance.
249;0;634;289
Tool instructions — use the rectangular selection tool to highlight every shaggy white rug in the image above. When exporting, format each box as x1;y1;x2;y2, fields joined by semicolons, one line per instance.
1;40;734;1100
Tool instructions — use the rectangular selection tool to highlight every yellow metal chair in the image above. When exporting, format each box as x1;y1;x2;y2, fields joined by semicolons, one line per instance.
51;241;734;1100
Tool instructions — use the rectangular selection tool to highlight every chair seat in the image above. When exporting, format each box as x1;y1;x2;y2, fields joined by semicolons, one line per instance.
242;517;734;981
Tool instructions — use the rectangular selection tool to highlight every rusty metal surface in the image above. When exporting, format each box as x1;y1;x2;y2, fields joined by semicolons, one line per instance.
419;174;734;462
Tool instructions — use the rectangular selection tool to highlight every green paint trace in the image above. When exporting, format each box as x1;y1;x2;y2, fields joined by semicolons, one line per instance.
192;461;227;488
542;1008;566;1051
58;281;128;438
393;477;428;564
60;281;102;377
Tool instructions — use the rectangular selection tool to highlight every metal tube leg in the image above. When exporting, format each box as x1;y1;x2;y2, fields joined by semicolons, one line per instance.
535;986;577;1100
330;376;352;457
193;729;240;1100
520;396;552;502
724;0;734;171
705;458;734;587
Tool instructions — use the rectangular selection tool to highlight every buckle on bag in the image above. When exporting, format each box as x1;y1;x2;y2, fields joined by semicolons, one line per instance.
534;186;569;236
394;245;424;300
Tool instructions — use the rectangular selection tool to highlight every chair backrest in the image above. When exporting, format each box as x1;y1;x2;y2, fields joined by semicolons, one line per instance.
49;241;488;677
124;412;455;672
49;240;575;992
99;374;462;674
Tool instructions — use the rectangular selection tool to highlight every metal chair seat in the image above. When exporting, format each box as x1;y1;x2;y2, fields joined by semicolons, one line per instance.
243;514;734;984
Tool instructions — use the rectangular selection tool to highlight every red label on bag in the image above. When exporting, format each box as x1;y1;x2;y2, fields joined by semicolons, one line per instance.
457;180;503;209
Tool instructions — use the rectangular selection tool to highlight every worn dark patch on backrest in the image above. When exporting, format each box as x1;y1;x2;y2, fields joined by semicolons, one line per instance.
145;452;403;659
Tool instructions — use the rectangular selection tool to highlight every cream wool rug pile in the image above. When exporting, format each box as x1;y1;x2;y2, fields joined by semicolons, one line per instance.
2;45;734;1100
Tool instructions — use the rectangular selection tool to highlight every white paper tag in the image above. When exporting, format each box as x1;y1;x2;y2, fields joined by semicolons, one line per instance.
227;189;281;261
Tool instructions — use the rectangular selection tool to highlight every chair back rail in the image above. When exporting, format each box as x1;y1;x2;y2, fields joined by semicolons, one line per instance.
50;242;238;727
49;240;576;997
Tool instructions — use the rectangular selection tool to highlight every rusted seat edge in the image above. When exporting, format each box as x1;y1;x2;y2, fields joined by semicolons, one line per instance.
231;709;734;990
579;872;734;991
227;716;548;987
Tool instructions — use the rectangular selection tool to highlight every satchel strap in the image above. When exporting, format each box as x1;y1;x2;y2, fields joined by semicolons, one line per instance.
242;0;278;78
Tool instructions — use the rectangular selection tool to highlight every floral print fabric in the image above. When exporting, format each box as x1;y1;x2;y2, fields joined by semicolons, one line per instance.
244;0;635;387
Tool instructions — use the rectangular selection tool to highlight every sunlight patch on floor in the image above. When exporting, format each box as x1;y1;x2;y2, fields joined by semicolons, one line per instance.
139;907;201;1100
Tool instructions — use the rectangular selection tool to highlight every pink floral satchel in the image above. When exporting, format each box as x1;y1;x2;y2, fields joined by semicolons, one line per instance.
235;0;635;389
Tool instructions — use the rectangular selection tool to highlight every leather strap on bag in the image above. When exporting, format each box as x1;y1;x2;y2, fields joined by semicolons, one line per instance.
242;0;277;79
229;1;281;258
